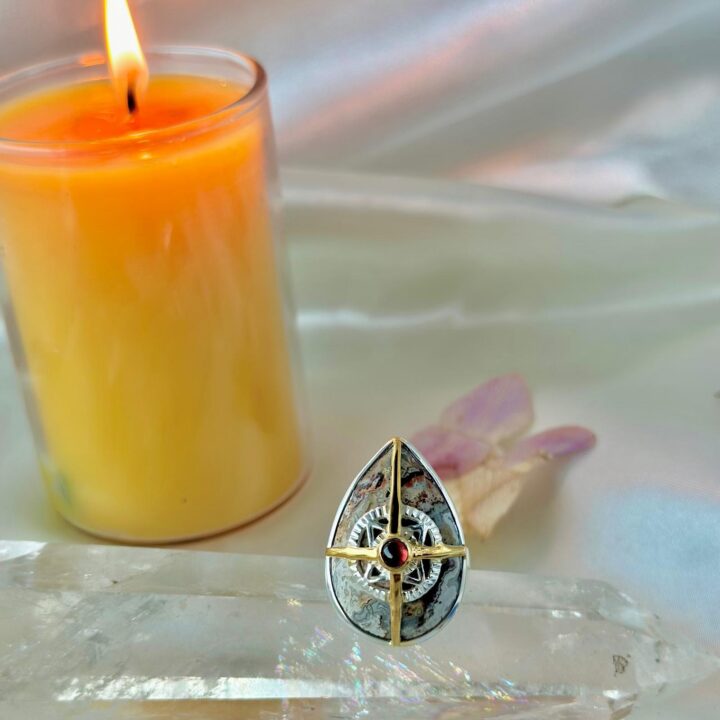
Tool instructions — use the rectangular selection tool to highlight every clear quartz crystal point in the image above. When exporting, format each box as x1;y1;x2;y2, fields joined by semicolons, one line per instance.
0;541;717;720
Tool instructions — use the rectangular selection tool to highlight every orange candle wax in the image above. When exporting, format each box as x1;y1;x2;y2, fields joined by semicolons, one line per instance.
0;52;306;542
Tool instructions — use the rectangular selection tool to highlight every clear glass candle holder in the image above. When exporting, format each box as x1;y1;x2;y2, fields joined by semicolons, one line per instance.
0;48;309;543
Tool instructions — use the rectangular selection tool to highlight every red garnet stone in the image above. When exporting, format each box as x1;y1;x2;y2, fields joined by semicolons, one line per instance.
380;538;410;568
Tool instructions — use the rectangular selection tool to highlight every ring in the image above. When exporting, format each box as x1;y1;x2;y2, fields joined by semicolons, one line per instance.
325;437;468;646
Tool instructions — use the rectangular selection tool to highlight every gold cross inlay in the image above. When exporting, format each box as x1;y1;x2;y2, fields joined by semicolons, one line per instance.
326;437;467;646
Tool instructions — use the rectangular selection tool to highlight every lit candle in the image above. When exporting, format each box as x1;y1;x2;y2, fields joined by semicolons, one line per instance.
0;0;307;542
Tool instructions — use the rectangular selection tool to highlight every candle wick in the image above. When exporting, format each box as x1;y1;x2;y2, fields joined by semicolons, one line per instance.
126;85;138;115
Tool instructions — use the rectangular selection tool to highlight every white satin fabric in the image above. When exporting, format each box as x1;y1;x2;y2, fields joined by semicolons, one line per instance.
0;2;718;715
186;0;720;209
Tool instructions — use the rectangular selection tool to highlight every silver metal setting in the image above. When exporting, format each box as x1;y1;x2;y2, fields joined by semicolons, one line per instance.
325;438;468;646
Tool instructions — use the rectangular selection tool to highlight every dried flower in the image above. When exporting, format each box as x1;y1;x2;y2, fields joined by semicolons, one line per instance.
411;374;595;539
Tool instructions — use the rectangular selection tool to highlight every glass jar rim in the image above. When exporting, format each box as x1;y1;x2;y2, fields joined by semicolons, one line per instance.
0;46;266;160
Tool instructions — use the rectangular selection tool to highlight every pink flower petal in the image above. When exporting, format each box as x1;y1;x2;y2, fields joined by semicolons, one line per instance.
411;425;492;481
504;426;596;469
440;374;533;443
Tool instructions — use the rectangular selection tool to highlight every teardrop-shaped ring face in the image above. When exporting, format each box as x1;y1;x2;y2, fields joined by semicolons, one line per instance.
325;438;468;646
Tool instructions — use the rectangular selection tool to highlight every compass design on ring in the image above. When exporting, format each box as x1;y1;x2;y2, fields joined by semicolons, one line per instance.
348;506;442;602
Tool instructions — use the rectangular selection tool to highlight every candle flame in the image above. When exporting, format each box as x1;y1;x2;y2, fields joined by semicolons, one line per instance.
104;0;148;114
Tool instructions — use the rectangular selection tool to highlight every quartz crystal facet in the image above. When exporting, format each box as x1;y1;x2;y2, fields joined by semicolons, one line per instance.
0;541;718;719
